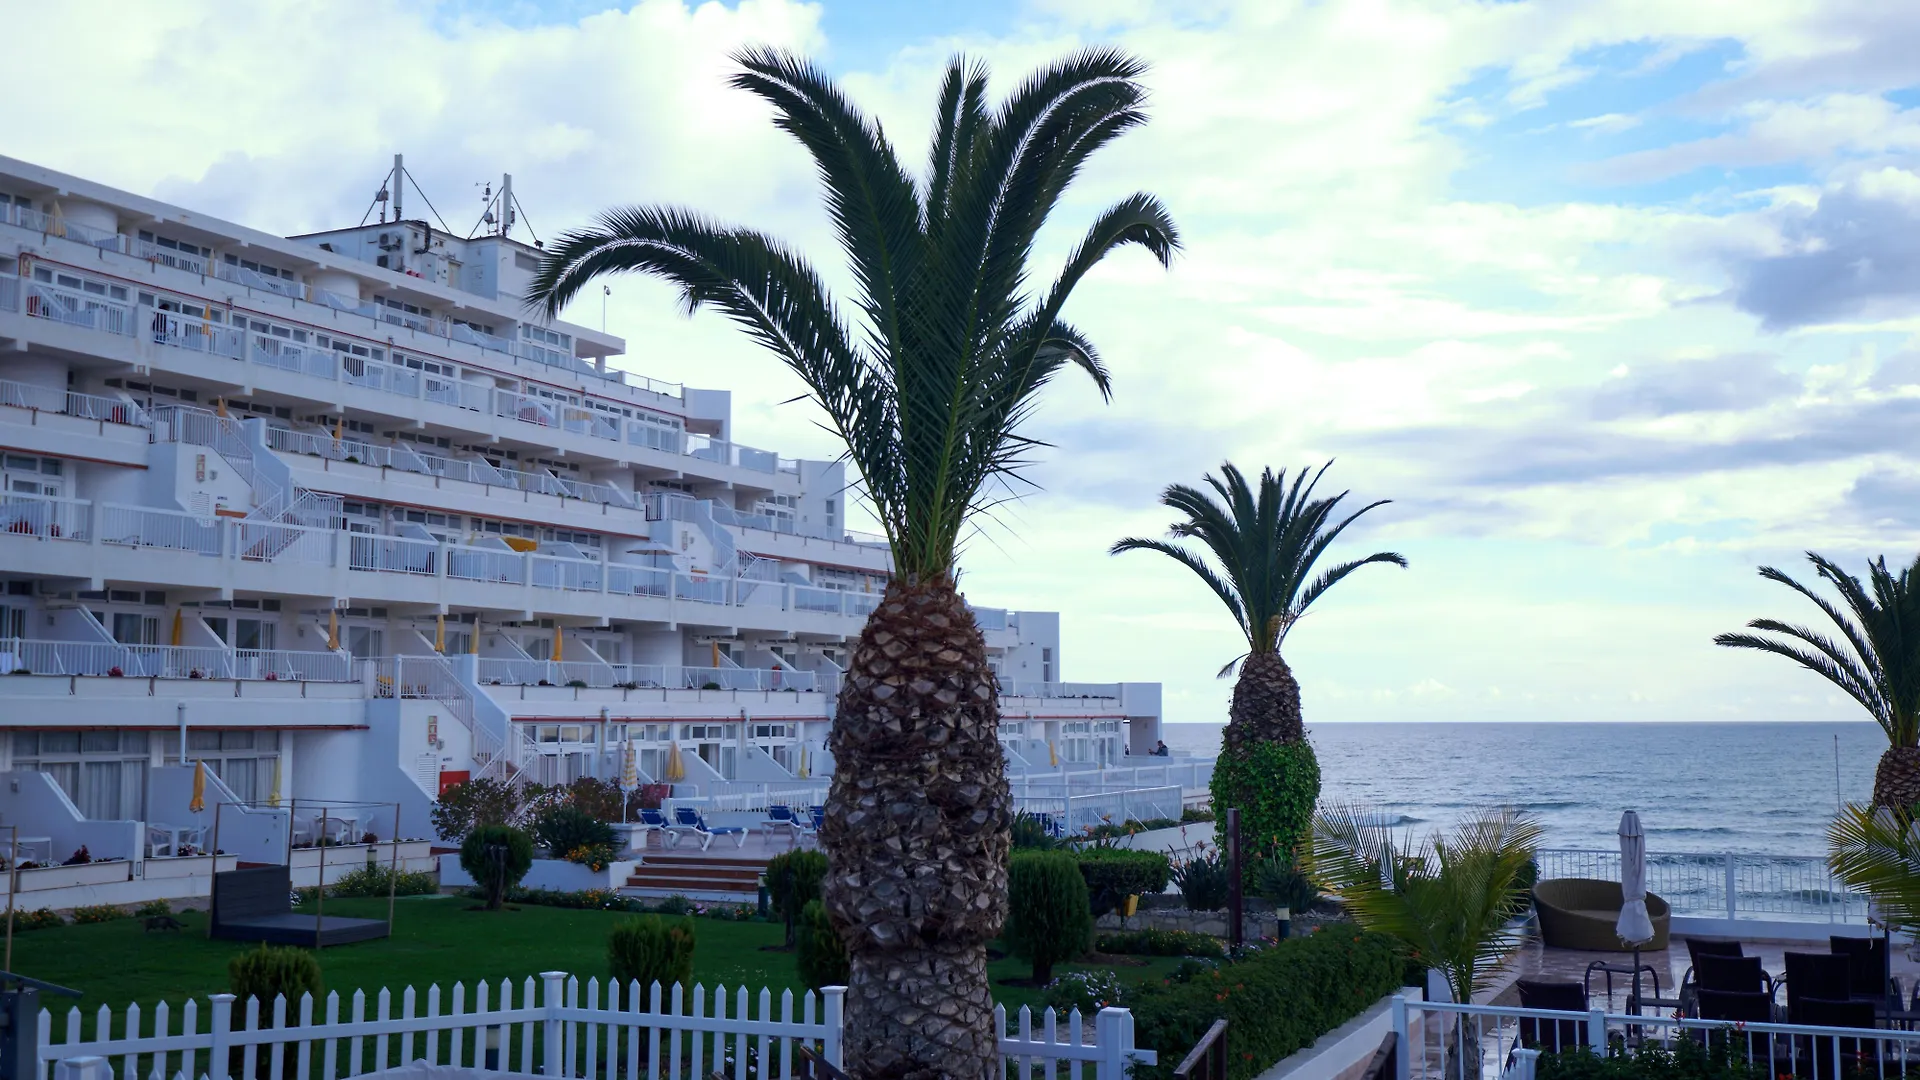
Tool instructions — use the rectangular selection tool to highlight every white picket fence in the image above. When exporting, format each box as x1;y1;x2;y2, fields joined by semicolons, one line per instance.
40;971;1154;1080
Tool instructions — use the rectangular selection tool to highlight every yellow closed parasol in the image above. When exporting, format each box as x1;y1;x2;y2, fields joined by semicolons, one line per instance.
189;760;207;813
664;742;686;782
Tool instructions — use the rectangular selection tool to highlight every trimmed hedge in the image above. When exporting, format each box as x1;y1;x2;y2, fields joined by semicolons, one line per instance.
460;825;534;910
796;900;848;991
608;915;696;993
766;850;829;944
1007;852;1094;984
1074;848;1172;916
1128;928;1407;1080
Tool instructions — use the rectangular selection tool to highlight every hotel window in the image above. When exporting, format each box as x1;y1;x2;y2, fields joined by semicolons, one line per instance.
3;453;64;498
137;231;211;259
1041;648;1054;682
0;605;24;639
224;254;292;281
167;729;282;805
15;729;153;821
521;325;570;348
204;617;276;651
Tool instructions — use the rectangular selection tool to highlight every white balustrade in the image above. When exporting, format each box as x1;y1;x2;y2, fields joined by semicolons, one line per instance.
1535;847;1860;922
233;519;334;565
348;533;439;575
530;554;603;592
0;492;90;541
131;238;205;274
24;281;134;335
446;546;526;584
0;378;148;426
214;261;303;298
98;503;222;555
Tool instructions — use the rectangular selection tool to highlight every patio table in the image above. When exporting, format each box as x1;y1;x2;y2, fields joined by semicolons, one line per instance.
146;822;206;857
5;837;53;866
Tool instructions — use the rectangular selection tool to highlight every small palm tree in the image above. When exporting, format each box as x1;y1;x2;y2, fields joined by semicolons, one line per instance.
529;49;1177;1079
1111;463;1404;862
1312;805;1542;1074
1715;552;1920;809
1828;802;1920;929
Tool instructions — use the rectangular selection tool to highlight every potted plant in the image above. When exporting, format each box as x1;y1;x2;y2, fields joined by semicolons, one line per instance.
107;666;124;678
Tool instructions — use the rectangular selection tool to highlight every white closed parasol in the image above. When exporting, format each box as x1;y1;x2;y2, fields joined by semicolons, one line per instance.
1617;810;1656;1011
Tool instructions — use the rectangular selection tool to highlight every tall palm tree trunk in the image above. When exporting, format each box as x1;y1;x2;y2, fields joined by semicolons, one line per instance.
821;575;1011;1080
1214;649;1320;870
1875;746;1920;810
1223;650;1304;750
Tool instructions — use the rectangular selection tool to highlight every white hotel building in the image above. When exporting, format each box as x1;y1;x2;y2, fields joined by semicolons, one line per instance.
0;156;1183;883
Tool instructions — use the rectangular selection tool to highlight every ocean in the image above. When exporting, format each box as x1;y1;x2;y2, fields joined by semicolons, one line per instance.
1160;721;1883;856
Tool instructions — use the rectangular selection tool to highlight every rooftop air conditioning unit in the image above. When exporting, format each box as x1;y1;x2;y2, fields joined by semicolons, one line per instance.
377;233;402;250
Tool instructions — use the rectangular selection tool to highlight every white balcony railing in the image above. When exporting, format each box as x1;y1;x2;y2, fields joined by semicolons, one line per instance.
1535;847;1861;922
1002;680;1122;699
0;492;90;541
23;281;135;336
130;239;207;275
214;261;303;299
98;503;222;555
0;638;354;681
476;660;822;692
0;378;149;427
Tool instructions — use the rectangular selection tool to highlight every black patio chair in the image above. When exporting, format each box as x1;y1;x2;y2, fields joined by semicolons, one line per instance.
1681;939;1746;1002
1783;953;1854;1026
1694;989;1779;1066
1516;980;1588;1053
1829;936;1898;1008
1795;997;1881;1080
1694;953;1774;996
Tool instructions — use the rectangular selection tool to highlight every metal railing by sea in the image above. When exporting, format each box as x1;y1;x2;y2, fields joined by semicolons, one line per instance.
1535;846;1862;923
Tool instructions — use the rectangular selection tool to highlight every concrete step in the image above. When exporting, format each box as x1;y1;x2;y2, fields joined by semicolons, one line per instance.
621;874;759;897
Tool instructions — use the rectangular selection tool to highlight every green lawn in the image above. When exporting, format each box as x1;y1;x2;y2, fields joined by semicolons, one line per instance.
13;897;1183;1030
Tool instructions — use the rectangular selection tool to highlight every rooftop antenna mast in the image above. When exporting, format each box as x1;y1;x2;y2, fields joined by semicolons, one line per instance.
391;154;403;224
358;153;453;232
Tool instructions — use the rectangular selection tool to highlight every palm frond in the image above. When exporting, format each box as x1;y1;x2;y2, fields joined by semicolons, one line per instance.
1717;551;1920;750
1112;461;1403;660
528;48;1176;581
1312;804;1540;1003
1829;802;1920;928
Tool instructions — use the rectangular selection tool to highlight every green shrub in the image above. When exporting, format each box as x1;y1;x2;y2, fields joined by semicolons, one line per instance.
795;900;848;990
1074;848;1172;916
1211;740;1321;879
1182;807;1215;824
134;899;173;919
229;943;323;1007
1095;929;1224;958
70;904;127;924
1171;850;1230;912
330;861;440;898
1252;855;1319;914
1011;812;1061;850
765;850;830;944
1006;852;1093;984
1127;928;1406;1080
460;825;534;910
532;805;617;857
1535;1032;1764;1080
12;909;61;932
608;915;696;994
430;777;531;842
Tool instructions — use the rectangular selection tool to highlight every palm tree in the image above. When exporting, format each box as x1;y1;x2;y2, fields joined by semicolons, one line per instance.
1828;802;1920;929
1312;804;1542;1074
528;49;1177;1079
1715;552;1920;809
1111;463;1403;864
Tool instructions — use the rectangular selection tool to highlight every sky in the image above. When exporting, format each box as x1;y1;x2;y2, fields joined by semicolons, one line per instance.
11;0;1919;726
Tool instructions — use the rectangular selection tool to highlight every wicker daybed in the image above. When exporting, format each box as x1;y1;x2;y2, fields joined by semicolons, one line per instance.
1533;877;1671;951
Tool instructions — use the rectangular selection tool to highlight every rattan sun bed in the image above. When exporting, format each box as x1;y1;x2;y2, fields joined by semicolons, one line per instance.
1533;877;1670;951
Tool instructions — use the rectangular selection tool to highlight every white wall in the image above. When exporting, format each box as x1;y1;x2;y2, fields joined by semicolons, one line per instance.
0;770;142;863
